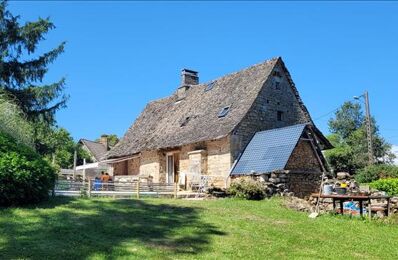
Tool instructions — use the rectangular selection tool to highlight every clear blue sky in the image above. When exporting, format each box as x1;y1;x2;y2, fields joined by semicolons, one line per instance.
8;1;398;146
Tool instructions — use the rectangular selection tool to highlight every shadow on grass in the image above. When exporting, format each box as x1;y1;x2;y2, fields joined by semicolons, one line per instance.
0;197;226;258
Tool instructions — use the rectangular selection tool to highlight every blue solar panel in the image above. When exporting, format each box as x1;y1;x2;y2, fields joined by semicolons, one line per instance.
231;124;307;175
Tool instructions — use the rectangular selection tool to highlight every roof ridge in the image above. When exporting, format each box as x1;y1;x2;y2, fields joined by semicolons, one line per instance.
145;57;280;104
200;57;280;86
80;138;102;144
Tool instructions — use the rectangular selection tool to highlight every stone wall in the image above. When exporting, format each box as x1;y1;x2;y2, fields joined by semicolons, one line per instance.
286;140;322;172
176;137;231;188
111;137;231;188
113;161;127;175
207;137;231;176
127;157;140;175
139;150;161;181
286;171;322;198
231;61;309;161
233;171;321;198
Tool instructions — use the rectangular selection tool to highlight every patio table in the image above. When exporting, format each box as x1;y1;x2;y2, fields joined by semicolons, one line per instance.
311;193;391;218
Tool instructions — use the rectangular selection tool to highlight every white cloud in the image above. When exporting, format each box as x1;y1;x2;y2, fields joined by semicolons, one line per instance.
392;145;398;165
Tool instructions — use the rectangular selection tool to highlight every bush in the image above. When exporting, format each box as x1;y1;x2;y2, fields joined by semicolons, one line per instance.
355;164;398;183
370;178;398;196
0;132;56;206
227;178;266;200
207;187;227;197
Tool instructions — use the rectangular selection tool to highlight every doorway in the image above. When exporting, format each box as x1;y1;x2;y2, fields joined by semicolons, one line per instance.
166;153;179;183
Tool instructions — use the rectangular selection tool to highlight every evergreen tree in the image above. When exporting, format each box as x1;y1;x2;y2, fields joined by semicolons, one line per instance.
0;0;67;123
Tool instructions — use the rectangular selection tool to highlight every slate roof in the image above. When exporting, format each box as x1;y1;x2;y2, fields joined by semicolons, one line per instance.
79;139;108;162
105;57;330;159
230;124;307;175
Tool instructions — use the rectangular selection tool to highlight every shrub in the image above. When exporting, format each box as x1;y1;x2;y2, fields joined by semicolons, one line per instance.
227;178;266;200
207;187;227;198
0;132;56;206
355;164;398;183
369;178;398;196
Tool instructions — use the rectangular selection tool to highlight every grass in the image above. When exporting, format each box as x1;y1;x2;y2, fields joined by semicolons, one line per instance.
1;197;398;259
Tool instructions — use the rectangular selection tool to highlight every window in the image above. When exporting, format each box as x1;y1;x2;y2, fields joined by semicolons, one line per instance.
273;70;282;77
180;116;190;127
205;81;215;92
277;111;284;121
218;106;230;118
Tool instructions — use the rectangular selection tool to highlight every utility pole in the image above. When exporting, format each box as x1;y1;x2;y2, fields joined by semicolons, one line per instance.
364;91;374;165
73;149;77;179
355;91;374;165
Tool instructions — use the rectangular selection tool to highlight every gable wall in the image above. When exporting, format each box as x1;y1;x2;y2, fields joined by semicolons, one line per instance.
285;140;322;172
231;61;310;161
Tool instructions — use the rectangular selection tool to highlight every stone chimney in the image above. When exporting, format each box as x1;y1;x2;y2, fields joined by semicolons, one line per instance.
181;69;199;85
99;134;108;150
177;69;199;100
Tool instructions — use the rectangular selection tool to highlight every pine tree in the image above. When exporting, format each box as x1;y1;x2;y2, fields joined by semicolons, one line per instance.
0;0;67;123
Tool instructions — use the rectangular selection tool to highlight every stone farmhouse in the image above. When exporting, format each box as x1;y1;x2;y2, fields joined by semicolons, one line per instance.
104;57;332;191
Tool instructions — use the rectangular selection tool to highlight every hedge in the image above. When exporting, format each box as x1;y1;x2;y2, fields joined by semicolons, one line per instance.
370;178;398;196
355;164;398;183
0;132;56;206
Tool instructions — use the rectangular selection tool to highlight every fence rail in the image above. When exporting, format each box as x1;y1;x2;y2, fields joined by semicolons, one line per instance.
53;179;178;198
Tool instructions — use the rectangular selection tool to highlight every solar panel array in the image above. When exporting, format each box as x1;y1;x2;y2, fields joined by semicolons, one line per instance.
231;124;307;175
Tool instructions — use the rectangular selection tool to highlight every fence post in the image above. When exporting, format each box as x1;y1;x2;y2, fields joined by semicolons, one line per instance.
174;182;178;199
88;178;91;198
136;179;140;199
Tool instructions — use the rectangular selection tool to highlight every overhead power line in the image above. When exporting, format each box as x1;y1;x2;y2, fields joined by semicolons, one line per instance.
313;107;339;122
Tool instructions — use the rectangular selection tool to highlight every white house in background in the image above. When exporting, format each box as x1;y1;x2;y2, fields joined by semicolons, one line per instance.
76;135;113;179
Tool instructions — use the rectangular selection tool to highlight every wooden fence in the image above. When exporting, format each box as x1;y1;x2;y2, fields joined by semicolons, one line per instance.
54;179;178;198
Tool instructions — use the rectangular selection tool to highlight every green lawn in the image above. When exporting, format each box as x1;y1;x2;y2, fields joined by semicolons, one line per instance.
1;197;398;259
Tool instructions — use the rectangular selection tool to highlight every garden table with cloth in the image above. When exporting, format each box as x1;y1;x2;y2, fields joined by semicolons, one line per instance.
311;193;391;218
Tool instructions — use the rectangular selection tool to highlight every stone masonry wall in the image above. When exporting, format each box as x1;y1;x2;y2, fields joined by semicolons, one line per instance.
231;61;309;161
206;136;231;187
235;171;321;198
170;137;231;188
285;140;322;172
139;150;161;182
111;137;231;188
113;161;127;176
127;157;140;175
286;172;321;198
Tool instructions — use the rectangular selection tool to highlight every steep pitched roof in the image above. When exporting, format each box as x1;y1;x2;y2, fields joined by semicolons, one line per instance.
106;58;281;159
230;124;307;175
106;57;330;159
80;139;108;161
